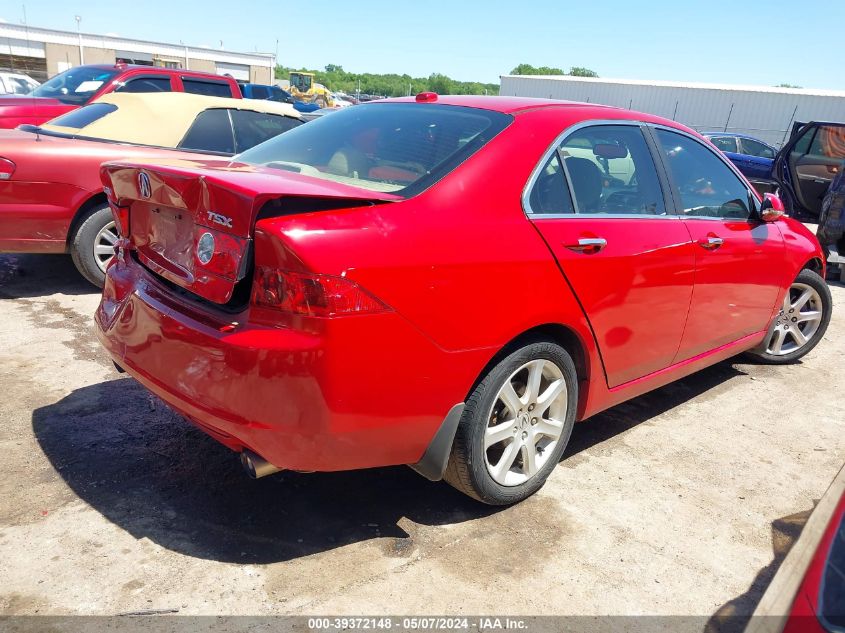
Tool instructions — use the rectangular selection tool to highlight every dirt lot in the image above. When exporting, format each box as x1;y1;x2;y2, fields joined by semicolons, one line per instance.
1;252;844;623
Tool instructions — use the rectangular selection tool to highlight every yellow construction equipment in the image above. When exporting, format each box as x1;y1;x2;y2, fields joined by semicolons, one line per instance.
288;72;334;108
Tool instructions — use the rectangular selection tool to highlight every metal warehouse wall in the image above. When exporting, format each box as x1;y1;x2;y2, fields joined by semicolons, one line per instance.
500;75;845;147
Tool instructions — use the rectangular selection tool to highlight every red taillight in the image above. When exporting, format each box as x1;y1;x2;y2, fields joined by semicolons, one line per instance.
415;92;438;103
252;267;389;317
0;157;15;180
110;204;130;237
192;225;249;281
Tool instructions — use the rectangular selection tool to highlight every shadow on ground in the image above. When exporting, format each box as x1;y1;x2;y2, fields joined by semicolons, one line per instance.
704;506;814;633
0;254;96;299
32;360;749;565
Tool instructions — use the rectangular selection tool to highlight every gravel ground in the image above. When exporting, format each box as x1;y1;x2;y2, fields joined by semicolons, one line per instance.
0;252;843;625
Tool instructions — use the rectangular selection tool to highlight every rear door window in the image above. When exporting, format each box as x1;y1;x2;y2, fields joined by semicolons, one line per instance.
656;128;753;219
557;125;666;215
791;126;817;155
230;110;301;152
182;79;232;98
808;125;845;160
177;108;235;154
527;153;575;214
116;76;173;93
740;137;775;159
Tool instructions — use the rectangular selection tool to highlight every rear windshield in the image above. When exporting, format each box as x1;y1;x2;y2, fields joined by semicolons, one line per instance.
47;102;118;128
30;67;120;105
235;103;512;196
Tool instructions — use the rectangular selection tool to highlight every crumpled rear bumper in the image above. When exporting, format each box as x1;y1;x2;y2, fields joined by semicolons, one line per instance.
95;251;474;472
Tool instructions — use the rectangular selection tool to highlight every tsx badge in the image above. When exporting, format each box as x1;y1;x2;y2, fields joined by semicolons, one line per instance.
207;211;233;228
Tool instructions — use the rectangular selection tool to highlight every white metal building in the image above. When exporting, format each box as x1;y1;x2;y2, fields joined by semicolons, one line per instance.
500;75;845;147
0;22;274;84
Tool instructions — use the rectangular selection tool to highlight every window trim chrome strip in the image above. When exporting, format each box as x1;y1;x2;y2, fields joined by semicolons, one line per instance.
522;118;762;222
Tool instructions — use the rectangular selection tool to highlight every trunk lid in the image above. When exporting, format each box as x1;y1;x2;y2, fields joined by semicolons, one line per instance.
103;158;400;304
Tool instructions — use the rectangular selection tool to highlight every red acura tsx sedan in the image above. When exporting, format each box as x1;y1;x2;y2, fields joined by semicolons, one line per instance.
96;94;832;505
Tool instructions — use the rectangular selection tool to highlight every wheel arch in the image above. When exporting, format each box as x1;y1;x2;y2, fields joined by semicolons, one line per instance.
801;256;825;277
413;322;591;483
65;191;108;248
464;322;590;403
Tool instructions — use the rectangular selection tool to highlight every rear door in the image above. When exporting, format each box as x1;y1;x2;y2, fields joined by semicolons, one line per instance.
651;127;787;361
775;122;845;219
527;122;695;388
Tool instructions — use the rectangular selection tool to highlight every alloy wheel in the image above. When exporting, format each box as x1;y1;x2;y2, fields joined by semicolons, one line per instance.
93;220;118;274
765;282;824;356
484;359;568;486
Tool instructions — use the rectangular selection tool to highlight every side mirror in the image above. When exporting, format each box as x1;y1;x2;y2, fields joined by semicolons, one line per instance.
760;192;785;222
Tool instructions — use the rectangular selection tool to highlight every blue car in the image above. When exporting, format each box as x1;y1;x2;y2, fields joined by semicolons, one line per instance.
239;83;321;113
704;133;778;192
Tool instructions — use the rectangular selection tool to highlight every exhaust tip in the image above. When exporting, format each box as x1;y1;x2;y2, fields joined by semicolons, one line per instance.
240;449;282;479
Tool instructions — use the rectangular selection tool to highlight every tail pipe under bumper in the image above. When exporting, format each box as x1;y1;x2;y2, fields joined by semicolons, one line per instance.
240;449;282;479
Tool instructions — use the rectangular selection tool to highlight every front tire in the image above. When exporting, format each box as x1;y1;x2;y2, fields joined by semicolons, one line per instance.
444;341;577;505
748;268;832;364
70;204;117;288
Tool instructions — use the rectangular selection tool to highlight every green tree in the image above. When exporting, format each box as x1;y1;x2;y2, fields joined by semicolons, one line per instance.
569;66;598;77
510;63;565;75
510;63;598;78
274;64;499;97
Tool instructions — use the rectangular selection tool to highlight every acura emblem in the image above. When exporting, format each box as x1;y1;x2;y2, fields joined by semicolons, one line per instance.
138;172;151;199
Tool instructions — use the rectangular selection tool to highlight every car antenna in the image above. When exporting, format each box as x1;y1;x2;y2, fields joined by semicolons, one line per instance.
21;5;41;141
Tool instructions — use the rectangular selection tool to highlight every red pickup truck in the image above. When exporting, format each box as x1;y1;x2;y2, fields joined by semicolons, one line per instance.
0;63;242;129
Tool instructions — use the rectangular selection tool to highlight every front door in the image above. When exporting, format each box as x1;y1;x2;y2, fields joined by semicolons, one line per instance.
652;128;787;362
526;123;695;388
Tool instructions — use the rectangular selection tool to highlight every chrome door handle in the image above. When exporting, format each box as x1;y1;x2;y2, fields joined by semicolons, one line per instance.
565;237;607;253
699;236;724;250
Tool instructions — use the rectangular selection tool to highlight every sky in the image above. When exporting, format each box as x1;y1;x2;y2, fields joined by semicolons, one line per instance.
3;0;844;90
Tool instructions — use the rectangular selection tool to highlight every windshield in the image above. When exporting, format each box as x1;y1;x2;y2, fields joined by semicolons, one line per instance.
235;102;512;196
30;67;120;105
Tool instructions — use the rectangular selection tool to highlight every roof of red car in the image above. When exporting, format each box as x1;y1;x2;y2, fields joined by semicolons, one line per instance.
381;94;616;113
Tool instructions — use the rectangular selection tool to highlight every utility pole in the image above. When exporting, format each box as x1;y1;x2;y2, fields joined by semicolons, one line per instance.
179;40;189;69
75;15;83;64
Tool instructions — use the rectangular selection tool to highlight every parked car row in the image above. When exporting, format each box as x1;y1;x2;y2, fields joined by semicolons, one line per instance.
0;71;40;95
0;63;242;129
0;91;301;285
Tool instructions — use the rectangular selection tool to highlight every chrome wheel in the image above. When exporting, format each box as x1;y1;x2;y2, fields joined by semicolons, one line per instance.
93;220;118;273
484;359;568;487
765;283;824;356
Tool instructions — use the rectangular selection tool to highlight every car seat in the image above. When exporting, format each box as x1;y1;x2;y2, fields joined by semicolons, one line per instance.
327;145;370;179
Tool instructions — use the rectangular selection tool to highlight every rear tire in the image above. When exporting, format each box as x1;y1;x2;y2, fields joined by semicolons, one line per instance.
70;204;116;288
444;341;577;505
747;269;832;364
